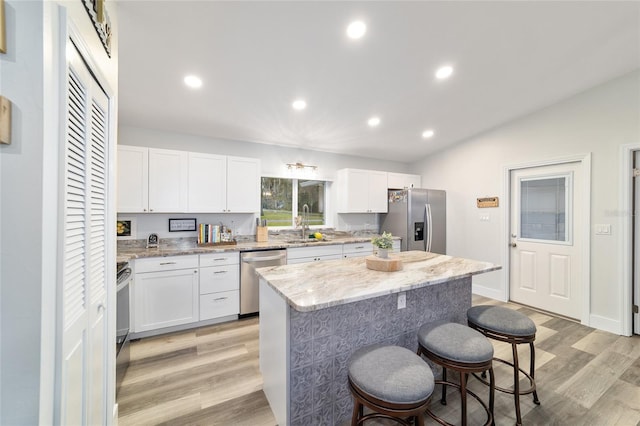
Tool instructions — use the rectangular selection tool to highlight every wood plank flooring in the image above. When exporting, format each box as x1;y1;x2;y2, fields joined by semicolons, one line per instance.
117;296;640;425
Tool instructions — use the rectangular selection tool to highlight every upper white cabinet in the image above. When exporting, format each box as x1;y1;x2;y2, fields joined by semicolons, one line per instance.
148;148;189;212
117;145;149;212
226;156;261;213
117;146;260;213
387;172;421;190
188;152;226;212
336;168;388;213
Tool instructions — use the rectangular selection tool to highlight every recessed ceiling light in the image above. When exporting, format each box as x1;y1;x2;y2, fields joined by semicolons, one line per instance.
435;65;453;80
292;99;307;110
184;75;203;89
347;20;366;39
368;116;380;127
422;129;435;139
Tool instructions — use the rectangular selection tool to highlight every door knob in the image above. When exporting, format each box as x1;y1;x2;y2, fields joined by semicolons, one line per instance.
510;242;517;248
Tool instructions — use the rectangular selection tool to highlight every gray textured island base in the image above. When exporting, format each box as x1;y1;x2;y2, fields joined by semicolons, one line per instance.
258;251;500;425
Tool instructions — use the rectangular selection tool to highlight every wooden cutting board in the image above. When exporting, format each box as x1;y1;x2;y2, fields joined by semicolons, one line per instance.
365;255;403;272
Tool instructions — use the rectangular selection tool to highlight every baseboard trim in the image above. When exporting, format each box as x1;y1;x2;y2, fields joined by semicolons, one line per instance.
472;284;506;302
589;314;626;336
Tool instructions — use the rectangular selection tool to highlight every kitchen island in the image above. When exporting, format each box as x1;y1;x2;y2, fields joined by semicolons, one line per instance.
257;250;500;426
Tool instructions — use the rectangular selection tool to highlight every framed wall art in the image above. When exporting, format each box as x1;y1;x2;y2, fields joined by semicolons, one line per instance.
117;217;137;240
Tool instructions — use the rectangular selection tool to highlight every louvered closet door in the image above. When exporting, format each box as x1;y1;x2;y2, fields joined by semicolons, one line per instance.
60;39;110;426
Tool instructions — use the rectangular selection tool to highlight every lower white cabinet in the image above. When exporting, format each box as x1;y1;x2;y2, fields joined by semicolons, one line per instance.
343;242;374;258
134;266;199;333
200;291;240;320
199;253;240;320
287;245;343;264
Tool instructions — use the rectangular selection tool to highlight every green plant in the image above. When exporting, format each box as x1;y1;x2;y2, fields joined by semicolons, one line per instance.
371;231;394;249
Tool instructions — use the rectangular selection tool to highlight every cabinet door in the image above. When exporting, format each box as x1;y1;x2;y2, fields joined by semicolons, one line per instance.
134;268;199;332
368;171;389;213
226;156;261;212
117;146;148;212
148;148;189;212
338;169;370;212
188;152;226;212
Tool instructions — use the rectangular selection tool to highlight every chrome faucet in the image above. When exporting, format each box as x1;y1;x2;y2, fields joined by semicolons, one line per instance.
301;203;310;239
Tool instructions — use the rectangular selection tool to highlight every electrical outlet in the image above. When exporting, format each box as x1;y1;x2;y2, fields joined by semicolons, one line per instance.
595;224;612;235
479;215;490;222
397;292;406;309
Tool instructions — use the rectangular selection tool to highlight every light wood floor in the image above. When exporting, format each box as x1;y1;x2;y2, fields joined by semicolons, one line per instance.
117;296;640;425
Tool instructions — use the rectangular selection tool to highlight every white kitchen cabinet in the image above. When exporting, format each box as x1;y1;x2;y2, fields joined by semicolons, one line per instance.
343;242;374;258
287;245;343;264
199;253;240;320
387;172;421;190
226;156;261;213
117;146;260;214
117;145;149;212
336;168;388;213
148;148;189;212
188;152;227;212
133;255;199;333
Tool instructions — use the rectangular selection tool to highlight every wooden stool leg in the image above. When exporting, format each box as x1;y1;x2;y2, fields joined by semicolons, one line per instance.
530;342;540;405
512;343;522;426
351;400;361;426
489;367;496;426
416;412;425;426
460;372;468;426
441;367;448;405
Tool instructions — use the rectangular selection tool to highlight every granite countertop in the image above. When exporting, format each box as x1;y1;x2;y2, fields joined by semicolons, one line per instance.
116;235;399;263
256;251;501;312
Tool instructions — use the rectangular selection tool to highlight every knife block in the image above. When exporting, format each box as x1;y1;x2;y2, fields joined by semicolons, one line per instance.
256;226;268;242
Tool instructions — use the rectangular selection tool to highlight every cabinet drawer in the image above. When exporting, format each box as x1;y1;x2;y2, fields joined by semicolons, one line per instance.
200;290;239;320
343;242;373;254
200;265;239;294
199;252;239;267
287;245;342;260
135;255;199;273
287;254;343;264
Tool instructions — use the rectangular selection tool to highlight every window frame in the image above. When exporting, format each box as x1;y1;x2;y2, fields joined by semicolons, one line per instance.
260;176;330;229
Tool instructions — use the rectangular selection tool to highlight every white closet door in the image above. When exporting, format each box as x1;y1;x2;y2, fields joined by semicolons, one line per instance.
59;39;110;426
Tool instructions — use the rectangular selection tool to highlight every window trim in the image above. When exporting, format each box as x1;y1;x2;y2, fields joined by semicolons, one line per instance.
261;176;331;229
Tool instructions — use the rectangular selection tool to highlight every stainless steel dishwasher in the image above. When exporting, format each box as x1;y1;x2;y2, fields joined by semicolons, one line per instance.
240;249;287;315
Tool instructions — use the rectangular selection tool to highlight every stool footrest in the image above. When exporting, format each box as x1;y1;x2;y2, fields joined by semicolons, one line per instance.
471;357;537;396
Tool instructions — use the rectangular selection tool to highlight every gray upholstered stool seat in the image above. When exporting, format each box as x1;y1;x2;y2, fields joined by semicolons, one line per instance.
418;321;494;364
348;344;434;426
417;321;495;426
467;305;536;337
467;305;540;426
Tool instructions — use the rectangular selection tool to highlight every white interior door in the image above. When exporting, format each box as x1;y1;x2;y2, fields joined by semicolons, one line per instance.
59;39;110;425
509;162;583;319
634;151;639;334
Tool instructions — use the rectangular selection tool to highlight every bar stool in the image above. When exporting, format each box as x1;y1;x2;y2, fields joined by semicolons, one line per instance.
348;344;435;426
417;321;495;426
467;305;540;426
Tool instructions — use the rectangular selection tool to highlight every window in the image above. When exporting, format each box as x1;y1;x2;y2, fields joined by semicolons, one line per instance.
261;177;326;227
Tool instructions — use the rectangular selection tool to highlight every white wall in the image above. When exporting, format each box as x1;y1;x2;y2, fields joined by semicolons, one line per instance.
410;70;640;334
0;0;118;423
118;126;413;232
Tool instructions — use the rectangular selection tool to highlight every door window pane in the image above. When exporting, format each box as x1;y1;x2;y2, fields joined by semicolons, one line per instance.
298;180;325;226
261;177;293;226
520;177;567;241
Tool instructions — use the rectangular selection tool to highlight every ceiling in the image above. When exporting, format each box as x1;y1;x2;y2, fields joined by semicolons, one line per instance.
117;1;640;163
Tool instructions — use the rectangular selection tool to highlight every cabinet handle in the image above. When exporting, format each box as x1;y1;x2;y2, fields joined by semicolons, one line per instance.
212;258;226;261
214;271;227;274
214;297;228;301
355;246;364;249
143;208;147;212
160;262;177;265
194;270;198;274
150;209;154;212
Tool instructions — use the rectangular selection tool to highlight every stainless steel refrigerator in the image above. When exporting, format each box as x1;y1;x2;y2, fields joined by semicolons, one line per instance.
380;189;446;254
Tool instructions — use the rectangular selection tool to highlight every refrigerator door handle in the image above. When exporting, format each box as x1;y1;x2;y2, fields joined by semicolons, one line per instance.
425;203;433;252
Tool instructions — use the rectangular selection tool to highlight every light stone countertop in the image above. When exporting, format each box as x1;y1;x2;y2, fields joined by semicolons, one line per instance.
256;251;501;312
116;236;399;263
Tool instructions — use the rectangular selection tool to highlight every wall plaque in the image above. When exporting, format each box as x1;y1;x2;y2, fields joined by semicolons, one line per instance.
477;197;499;208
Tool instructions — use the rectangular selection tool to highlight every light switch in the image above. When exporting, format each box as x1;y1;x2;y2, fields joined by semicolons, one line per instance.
397;292;406;309
595;224;611;235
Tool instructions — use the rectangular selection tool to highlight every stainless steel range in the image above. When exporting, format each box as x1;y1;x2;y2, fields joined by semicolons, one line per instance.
116;261;132;396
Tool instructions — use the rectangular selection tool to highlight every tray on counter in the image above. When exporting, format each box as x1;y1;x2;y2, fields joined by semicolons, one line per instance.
197;241;238;247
